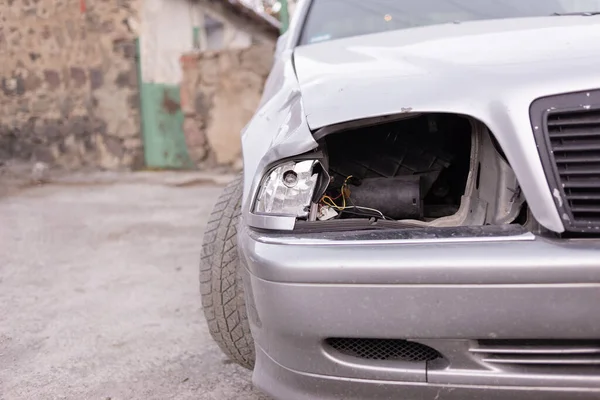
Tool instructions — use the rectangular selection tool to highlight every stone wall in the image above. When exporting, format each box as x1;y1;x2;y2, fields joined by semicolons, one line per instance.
0;0;142;170
180;43;274;170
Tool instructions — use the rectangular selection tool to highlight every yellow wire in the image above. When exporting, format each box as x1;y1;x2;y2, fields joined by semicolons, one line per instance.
321;176;386;219
322;195;344;210
321;175;353;211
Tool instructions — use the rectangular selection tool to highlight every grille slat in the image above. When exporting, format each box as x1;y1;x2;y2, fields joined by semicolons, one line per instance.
547;113;600;127
469;345;600;355
566;193;600;200
471;340;600;367
482;356;600;365
562;180;600;189
558;166;600;175
571;205;600;213
325;338;442;362
532;92;600;232
552;142;600;152
549;128;600;139
556;153;600;163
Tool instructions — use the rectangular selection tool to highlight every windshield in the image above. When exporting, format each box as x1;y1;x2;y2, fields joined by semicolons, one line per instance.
299;0;600;45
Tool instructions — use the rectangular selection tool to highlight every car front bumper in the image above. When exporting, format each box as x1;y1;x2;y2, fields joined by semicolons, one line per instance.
238;225;600;400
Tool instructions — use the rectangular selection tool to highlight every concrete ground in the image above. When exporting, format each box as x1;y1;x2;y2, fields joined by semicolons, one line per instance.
0;173;267;400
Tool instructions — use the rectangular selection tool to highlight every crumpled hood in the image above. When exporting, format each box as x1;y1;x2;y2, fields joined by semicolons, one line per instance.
293;16;600;130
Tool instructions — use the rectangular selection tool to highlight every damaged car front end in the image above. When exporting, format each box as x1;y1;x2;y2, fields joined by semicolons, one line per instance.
200;1;600;399
251;112;524;232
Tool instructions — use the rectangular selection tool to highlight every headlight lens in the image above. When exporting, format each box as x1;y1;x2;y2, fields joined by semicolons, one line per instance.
253;160;319;218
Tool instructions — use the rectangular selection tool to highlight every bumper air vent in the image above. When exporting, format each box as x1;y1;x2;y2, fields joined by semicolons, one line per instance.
531;89;600;233
325;338;442;362
470;340;600;367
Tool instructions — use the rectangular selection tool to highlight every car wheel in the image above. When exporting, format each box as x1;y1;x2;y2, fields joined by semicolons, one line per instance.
200;175;255;369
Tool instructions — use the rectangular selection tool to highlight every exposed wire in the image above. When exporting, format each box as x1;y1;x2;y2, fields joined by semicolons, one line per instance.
352;206;387;220
320;175;389;221
321;175;354;210
330;192;343;201
347;196;390;220
321;195;341;209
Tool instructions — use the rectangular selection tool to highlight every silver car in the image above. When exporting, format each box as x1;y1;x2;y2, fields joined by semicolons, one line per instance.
200;1;600;398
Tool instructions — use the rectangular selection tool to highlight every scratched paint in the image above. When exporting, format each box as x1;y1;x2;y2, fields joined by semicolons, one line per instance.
552;188;563;208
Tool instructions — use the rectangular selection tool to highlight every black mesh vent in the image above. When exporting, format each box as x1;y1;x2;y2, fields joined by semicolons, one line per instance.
326;338;442;362
531;89;600;233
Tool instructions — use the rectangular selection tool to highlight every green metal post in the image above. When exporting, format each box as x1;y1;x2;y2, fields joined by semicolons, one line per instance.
279;0;289;34
137;37;192;169
135;37;147;168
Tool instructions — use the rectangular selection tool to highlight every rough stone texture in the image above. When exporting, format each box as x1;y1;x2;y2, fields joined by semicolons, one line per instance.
180;44;274;169
0;0;143;170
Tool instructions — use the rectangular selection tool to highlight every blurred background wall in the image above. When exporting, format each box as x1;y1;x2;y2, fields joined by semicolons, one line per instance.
0;0;289;172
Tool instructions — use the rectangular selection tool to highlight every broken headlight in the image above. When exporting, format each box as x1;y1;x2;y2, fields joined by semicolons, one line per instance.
253;160;319;218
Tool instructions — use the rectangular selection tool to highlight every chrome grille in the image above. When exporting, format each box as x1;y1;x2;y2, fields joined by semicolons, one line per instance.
326;338;442;362
531;89;600;233
470;340;600;366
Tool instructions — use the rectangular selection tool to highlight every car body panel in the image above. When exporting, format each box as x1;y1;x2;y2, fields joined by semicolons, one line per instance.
294;17;600;131
242;226;600;285
253;346;600;400
232;1;600;398
241;15;600;233
240;226;600;399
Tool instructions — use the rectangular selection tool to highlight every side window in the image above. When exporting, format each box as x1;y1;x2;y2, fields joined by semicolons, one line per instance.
193;12;225;51
204;15;225;50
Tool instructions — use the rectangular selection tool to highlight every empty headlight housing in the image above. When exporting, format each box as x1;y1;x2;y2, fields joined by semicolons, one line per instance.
253;160;319;218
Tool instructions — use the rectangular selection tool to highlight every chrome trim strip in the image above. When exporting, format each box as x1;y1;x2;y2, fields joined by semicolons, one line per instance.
482;357;600;365
249;231;536;246
469;347;600;355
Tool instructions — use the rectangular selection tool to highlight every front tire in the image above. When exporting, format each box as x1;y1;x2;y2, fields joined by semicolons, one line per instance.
200;175;255;369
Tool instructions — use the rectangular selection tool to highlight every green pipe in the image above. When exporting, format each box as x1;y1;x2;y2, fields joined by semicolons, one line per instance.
135;37;147;168
279;0;289;34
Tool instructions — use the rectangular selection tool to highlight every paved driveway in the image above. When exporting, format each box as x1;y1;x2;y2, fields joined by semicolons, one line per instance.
0;175;267;400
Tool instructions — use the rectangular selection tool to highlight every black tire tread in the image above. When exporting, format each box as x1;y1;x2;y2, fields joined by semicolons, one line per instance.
200;175;255;369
